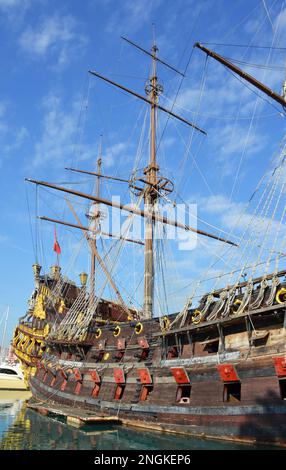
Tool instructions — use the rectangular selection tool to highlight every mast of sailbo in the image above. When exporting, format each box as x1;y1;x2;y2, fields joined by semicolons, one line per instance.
27;37;241;322
143;41;160;319
88;137;102;311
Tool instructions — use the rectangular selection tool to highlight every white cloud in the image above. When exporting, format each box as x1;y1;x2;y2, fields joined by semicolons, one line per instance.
104;142;129;168
33;93;82;168
19;14;87;68
169;60;270;180
0;102;28;166
199;194;239;215
0;0;32;24
275;7;286;29
207;121;268;177
0;233;8;243
32;92;130;170
0;102;6;118
3;126;28;153
0;102;8;135
0;0;28;8
175;72;259;119
199;191;286;256
243;18;261;35
106;0;162;34
125;0;161;26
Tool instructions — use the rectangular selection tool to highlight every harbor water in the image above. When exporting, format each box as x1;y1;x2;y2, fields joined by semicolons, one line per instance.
0;392;283;450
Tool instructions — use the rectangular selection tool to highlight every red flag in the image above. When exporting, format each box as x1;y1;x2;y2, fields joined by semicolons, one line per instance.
53;226;61;255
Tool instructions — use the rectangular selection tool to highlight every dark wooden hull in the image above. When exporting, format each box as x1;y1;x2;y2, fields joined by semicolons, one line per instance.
29;350;286;446
19;287;286;447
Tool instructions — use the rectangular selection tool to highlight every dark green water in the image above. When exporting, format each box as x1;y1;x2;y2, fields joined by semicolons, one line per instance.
0;393;282;450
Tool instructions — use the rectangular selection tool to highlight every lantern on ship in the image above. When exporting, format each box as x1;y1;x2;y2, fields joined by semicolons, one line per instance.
32;263;41;286
50;265;61;279
79;272;88;287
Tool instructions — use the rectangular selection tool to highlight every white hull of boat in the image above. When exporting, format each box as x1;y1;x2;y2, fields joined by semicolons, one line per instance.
0;373;27;391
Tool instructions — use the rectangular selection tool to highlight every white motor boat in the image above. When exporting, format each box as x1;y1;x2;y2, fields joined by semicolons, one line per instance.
0;363;27;391
0;307;28;391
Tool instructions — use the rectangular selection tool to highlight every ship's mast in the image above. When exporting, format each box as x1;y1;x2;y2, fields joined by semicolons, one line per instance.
28;38;245;321
89;138;102;310
143;42;160;319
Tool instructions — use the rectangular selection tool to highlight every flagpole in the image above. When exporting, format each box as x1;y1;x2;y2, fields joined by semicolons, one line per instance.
53;224;61;267
0;306;9;363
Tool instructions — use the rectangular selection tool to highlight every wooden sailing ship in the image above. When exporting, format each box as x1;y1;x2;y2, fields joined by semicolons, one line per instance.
13;38;286;445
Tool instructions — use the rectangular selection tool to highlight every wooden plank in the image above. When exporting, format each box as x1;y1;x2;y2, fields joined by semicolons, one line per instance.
27;402;122;425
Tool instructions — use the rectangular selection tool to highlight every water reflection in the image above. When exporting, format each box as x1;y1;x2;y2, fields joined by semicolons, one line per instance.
0;393;281;450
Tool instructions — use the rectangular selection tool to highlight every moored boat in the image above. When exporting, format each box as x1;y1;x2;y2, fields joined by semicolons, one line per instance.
0;363;27;391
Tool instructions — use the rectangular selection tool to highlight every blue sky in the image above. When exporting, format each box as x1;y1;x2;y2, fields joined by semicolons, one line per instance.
1;0;286;344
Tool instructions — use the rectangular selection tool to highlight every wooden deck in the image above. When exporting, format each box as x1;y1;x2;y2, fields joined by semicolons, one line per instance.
27;400;122;428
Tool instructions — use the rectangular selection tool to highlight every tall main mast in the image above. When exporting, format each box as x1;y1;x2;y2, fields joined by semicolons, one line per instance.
143;43;161;319
89;139;102;310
